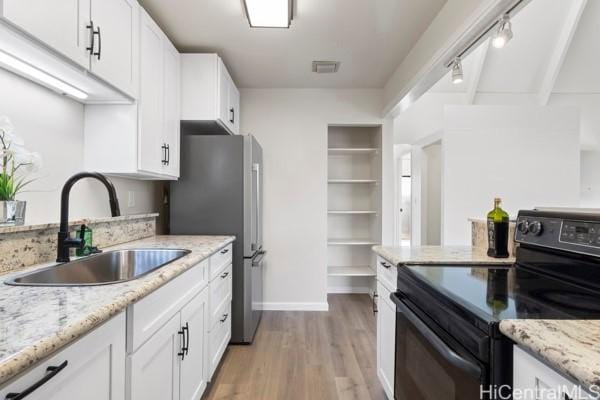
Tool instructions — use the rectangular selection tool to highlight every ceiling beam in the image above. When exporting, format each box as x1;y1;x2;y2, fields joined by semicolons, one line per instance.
538;0;587;106
465;38;490;104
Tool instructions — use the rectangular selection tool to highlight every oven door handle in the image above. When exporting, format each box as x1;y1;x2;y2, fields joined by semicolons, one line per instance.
392;294;482;380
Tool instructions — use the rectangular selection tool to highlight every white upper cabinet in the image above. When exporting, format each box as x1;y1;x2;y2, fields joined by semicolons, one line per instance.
1;0;91;68
0;0;139;100
137;9;165;176
88;0;139;98
162;37;181;177
84;8;180;180
181;54;240;135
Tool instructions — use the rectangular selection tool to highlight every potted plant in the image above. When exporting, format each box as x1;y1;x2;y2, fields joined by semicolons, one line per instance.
0;116;41;226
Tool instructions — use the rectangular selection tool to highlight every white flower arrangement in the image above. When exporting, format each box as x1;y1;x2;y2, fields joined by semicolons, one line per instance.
0;116;42;201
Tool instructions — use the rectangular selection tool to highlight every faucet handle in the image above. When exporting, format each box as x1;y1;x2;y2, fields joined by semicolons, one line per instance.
78;224;87;249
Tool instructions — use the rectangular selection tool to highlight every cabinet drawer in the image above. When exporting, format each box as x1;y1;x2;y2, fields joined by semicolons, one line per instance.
209;264;232;328
377;256;397;292
209;244;232;281
0;313;126;400
128;260;208;352
208;304;231;379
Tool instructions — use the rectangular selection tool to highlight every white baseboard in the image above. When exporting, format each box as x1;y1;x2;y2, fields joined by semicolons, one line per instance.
327;286;372;294
258;302;329;311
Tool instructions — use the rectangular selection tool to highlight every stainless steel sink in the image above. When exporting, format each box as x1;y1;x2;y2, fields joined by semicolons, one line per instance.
5;248;191;286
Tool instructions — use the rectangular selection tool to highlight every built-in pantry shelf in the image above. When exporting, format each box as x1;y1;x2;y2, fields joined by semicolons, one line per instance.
328;179;378;184
328;210;378;215
327;125;382;294
328;148;379;156
328;239;378;246
328;266;376;277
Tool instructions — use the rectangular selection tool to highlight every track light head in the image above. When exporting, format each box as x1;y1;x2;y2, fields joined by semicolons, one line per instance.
492;14;513;49
451;58;463;84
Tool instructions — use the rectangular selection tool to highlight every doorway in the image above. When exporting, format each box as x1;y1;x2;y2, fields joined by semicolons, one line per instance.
394;147;412;247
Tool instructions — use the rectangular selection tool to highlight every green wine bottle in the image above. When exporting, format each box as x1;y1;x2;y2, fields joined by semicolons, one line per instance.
487;198;510;258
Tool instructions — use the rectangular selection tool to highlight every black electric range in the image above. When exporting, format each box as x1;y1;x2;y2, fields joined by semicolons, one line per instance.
391;210;600;400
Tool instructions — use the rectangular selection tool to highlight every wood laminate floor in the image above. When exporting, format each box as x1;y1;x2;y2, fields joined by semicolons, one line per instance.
203;294;386;400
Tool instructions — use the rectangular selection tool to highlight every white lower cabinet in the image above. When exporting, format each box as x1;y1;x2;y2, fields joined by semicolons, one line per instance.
207;246;233;380
129;289;208;400
376;255;397;400
513;346;592;400
129;314;181;400
377;281;396;400
128;261;210;400
0;313;126;400
179;289;210;400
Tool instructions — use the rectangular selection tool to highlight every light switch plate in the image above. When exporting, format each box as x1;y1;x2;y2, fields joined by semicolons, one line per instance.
127;191;135;208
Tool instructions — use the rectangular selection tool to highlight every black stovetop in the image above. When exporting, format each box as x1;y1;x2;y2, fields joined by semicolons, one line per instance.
402;262;600;325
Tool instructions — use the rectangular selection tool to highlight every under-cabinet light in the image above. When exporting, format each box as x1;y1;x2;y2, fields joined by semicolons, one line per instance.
244;0;293;28
0;51;88;100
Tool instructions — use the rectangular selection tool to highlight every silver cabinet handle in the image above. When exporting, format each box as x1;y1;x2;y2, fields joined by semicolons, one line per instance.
220;271;229;279
220;313;229;323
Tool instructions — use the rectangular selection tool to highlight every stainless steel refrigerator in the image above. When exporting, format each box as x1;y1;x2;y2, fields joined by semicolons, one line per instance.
170;134;264;344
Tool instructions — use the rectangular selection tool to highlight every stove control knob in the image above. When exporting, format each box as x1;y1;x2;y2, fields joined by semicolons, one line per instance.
529;221;543;236
517;220;529;234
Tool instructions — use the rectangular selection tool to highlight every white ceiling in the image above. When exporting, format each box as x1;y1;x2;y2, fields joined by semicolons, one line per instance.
423;0;600;150
139;0;447;88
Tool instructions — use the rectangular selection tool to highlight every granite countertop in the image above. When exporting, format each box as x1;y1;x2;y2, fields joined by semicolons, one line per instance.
373;245;516;266
0;234;234;386
500;320;600;391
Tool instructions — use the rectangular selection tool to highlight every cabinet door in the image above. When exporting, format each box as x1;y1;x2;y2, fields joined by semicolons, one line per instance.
1;0;91;68
377;282;395;400
0;313;126;400
180;288;209;400
229;81;240;135
513;346;591;400
217;58;232;132
138;9;164;175
162;38;180;178
129;314;181;400
89;0;139;97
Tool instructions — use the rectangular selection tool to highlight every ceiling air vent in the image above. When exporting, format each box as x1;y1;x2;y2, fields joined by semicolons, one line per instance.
312;61;340;74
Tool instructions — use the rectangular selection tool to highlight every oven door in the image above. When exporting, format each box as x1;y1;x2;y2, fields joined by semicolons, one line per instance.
391;294;488;400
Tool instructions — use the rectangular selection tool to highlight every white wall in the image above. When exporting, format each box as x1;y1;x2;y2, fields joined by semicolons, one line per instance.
0;68;158;225
581;150;600;208
240;89;391;310
423;143;442;245
443;105;581;245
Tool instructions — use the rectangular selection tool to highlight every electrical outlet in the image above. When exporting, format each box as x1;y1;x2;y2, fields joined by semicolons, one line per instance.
127;191;135;208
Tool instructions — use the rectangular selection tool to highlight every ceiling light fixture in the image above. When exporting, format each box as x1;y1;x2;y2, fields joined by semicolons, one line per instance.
492;14;513;49
0;51;88;100
244;0;293;28
451;58;463;84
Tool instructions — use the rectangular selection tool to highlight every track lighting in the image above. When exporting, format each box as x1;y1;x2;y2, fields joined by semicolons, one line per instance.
451;58;463;84
492;14;513;49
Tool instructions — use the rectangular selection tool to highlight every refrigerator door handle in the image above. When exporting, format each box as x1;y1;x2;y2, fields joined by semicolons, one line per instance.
252;250;266;266
252;163;260;251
